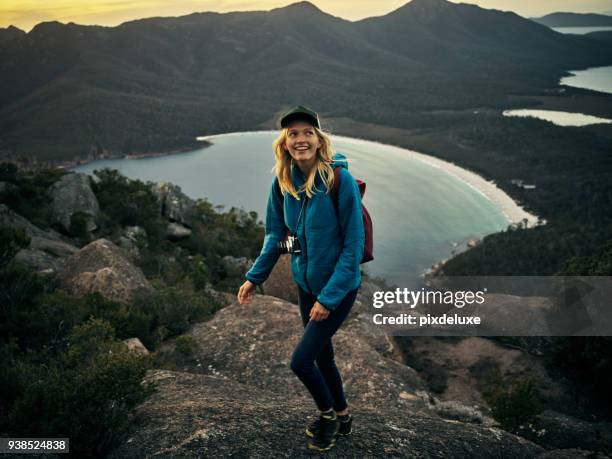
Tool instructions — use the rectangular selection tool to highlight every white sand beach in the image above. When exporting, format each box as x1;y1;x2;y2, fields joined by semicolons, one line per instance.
332;135;543;229
198;130;543;229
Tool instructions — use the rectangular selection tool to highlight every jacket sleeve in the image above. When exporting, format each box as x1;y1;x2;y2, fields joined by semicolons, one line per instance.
317;169;365;310
245;178;286;285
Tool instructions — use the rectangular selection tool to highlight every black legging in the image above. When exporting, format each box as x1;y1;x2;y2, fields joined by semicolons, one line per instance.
290;285;359;412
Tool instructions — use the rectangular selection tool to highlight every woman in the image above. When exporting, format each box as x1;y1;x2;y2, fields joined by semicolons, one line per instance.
237;105;365;451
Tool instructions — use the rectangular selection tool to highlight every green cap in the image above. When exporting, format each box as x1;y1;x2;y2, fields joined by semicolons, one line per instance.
279;105;320;129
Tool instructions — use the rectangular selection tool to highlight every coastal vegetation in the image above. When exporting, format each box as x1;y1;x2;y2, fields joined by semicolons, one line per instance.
0;165;264;456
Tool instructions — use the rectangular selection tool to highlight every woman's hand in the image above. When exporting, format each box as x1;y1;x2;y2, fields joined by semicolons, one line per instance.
309;301;330;321
237;280;257;305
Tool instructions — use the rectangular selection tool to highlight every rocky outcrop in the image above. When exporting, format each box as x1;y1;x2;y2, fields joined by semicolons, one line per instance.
56;238;153;304
517;410;612;453
106;291;610;457
1;204;79;273
220;255;253;278
152;182;196;228
14;235;79;274
453;293;555;335
166;222;192;241
261;254;298;304
117;226;148;261
123;338;150;356
48;172;100;234
188;294;430;415
107;369;548;459
0;204;62;240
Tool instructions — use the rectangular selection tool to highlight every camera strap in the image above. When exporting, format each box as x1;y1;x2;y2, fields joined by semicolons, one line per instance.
294;195;307;236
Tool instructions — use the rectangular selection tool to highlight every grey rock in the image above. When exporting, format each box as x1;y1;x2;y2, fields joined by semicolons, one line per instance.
125;225;147;243
15;235;79;273
536;449;609;458
430;399;490;425
0;204;57;239
106;369;545;458
48;172;100;233
166;222;192;241
221;255;253;277
152;182;196;228
0;181;19;193
443;293;555;335
56;238;153;304
123;337;150;356
116;236;140;261
0;205;79;272
189;295;430;416
518;409;612;453
116;226;148;260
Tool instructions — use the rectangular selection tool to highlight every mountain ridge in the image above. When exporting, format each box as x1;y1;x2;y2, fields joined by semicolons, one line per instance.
532;12;612;27
1;0;611;161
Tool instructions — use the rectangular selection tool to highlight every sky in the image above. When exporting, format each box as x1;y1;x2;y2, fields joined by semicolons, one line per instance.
2;0;612;32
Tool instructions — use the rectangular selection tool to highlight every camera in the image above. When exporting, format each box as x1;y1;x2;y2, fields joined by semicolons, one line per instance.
277;234;301;255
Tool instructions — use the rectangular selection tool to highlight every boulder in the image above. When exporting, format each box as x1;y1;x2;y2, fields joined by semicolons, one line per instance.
116;226;148;261
429;399;492;425
123;337;150;356
125;225;147;243
152;182;196;228
221;255;253;278
0;204;79;272
0;204;63;239
48;172;100;234
166;222;192;241
261;254;298;304
56;238;153;304
14;235;79;273
516;409;612;453
452;293;554;335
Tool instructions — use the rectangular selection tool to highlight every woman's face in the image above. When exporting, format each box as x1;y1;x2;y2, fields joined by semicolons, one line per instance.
284;121;321;167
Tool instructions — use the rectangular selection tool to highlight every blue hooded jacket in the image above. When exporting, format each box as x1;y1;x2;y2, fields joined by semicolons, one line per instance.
245;152;365;310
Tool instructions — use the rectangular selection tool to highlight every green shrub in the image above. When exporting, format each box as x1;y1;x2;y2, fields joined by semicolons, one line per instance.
0;166;66;228
69;210;92;243
175;335;197;359
544;337;612;419
0;227;30;268
91;168;165;241
482;368;542;432
3;317;154;458
132;285;220;349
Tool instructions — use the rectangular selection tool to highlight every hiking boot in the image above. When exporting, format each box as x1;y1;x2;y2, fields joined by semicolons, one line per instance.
306;413;352;438
307;412;339;451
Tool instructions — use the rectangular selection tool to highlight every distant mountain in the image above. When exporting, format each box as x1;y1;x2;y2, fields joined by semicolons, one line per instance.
532;12;612;27
0;25;25;44
0;0;611;162
355;0;600;73
586;30;612;44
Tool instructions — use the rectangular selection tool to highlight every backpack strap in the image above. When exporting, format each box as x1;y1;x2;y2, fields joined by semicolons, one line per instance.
331;166;342;215
274;176;283;204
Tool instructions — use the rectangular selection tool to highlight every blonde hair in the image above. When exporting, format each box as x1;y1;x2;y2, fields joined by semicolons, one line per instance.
272;126;335;200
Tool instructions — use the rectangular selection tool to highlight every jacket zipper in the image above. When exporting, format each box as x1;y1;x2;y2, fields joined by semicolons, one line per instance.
301;196;313;294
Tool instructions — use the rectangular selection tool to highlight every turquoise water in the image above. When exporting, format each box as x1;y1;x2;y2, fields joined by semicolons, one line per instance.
560;65;612;94
552;26;612;34
73;132;510;287
503;109;612;126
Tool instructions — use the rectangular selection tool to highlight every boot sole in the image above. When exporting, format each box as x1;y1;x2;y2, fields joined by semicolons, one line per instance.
305;427;352;438
307;438;337;451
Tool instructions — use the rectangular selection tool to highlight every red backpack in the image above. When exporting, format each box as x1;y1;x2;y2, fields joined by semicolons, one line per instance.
330;166;374;264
